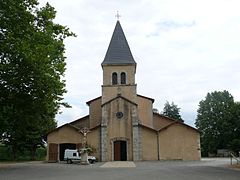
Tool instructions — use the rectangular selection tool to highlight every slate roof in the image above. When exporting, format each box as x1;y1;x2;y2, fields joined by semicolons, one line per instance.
153;113;200;133
102;21;136;65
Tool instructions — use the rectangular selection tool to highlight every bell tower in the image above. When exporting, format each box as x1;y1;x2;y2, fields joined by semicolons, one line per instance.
100;21;142;161
101;20;137;104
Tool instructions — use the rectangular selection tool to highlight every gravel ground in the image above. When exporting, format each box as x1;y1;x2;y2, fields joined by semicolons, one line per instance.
0;158;239;180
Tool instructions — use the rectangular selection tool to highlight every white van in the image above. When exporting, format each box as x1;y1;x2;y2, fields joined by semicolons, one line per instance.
64;149;96;164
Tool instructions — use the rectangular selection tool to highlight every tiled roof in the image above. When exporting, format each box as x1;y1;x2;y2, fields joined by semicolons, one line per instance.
102;21;136;65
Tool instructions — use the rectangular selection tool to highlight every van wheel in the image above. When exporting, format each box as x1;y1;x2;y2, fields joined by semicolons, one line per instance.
67;159;72;164
88;159;93;164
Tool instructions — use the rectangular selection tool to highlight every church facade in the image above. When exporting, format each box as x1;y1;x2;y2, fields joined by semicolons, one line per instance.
47;21;201;162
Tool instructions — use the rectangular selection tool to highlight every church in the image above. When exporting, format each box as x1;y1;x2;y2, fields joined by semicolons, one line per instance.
47;20;201;162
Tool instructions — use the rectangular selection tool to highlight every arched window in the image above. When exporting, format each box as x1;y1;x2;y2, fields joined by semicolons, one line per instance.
112;72;118;85
121;72;126;84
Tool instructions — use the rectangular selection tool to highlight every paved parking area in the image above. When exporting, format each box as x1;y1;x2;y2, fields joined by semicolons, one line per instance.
0;158;239;180
100;161;136;168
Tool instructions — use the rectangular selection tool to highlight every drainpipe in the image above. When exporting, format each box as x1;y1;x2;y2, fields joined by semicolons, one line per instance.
58;144;60;162
157;131;160;161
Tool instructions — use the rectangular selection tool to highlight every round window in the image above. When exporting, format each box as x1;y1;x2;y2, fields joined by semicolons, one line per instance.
116;112;123;119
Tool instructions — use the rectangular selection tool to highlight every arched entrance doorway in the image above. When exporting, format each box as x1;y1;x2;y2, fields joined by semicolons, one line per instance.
114;140;127;161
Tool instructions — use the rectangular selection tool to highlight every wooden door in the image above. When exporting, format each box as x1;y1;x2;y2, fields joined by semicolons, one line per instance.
114;141;121;161
114;141;127;161
48;143;58;162
120;141;127;161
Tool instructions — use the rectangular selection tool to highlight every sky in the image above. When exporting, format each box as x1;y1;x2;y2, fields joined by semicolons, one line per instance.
38;0;240;127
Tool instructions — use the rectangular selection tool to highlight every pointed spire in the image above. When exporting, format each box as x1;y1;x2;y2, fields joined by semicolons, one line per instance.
102;21;136;65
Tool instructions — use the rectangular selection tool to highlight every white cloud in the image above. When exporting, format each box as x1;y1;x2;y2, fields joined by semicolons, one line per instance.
56;103;86;126
39;0;240;127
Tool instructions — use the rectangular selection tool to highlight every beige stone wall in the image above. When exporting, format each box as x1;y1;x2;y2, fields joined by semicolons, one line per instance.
89;98;101;128
102;85;137;104
158;123;201;160
106;98;134;161
47;126;83;144
141;127;158;160
102;65;136;86
102;65;137;104
153;114;173;130
87;127;100;160
47;125;101;161
47;126;84;161
138;96;153;128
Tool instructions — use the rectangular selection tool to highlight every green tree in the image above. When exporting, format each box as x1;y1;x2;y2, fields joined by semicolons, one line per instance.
162;101;183;122
228;102;240;154
195;90;240;156
0;0;75;160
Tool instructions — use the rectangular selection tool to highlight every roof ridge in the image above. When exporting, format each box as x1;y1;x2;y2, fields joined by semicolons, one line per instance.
101;94;137;107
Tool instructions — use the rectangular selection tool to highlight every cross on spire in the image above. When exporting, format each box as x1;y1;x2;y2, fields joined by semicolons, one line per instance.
115;11;121;20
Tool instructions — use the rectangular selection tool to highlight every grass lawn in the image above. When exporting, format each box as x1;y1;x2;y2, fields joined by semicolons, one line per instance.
0;144;47;162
